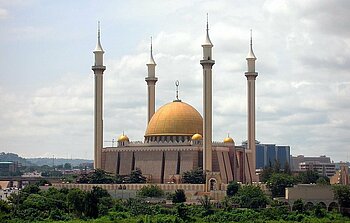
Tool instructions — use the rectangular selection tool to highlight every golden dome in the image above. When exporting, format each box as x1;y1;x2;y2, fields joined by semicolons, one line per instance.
224;137;234;143
117;134;129;142
192;133;203;141
145;101;203;136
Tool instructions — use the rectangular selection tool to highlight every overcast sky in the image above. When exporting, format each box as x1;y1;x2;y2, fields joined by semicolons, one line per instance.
0;0;349;162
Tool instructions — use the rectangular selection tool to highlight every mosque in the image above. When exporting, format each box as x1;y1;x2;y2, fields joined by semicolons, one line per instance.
91;20;258;191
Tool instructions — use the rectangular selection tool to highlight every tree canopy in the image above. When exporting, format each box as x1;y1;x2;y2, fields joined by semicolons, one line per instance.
182;167;205;184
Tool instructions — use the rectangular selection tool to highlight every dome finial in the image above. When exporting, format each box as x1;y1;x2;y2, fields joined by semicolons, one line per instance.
174;80;181;102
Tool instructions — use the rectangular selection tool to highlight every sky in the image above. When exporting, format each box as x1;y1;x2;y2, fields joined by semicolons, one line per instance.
0;0;349;162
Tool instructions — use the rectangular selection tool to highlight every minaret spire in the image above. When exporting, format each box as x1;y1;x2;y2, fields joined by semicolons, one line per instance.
200;14;215;192
94;21;104;53
206;13;209;31
203;13;213;49
149;36;156;65
92;21;106;169
145;36;158;123
245;29;258;183
247;29;256;60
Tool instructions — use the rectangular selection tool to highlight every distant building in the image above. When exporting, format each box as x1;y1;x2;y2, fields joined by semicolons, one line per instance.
291;155;331;171
330;162;349;185
334;161;350;170
0;161;18;176
243;141;291;169
281;184;339;211
299;161;336;178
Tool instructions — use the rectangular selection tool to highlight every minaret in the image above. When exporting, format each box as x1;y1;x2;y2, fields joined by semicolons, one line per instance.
200;15;215;175
92;22;106;169
145;37;158;123
245;30;258;182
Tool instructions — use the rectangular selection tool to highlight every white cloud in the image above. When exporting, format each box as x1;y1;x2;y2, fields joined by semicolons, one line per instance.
0;0;349;162
0;8;8;19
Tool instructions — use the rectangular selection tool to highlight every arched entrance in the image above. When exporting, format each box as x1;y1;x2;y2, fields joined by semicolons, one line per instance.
328;202;339;212
305;202;314;210
317;202;327;210
209;178;217;191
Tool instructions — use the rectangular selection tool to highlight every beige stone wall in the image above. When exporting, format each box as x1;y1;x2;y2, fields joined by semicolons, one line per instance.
180;151;196;173
119;152;133;175
52;183;204;192
223;152;233;182
216;151;227;183
135;151;163;183
212;151;220;172
103;151;117;174
163;151;178;183
101;145;243;184
286;184;334;201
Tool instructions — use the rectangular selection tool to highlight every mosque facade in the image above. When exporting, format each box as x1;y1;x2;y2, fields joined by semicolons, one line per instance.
92;21;258;190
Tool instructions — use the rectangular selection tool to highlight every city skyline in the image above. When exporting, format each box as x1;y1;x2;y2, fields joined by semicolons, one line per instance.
0;0;349;162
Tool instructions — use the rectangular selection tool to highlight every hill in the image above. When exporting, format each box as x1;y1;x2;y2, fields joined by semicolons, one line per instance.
0;152;33;166
0;152;93;167
27;158;93;167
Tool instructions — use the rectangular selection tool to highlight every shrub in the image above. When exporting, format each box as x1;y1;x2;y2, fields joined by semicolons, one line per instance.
172;189;186;203
226;181;240;197
138;185;164;198
182;168;205;184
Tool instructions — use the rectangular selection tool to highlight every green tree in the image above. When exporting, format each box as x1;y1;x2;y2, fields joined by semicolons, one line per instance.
67;188;86;217
84;190;99;218
283;161;292;175
260;162;274;182
292;199;304;213
182;167;205;184
267;173;295;197
35;179;52;186
273;159;281;173
199;195;213;215
226;181;240;197
176;203;191;221
84;186;112;218
89;169;114;184
0;200;11;213
124;168;146;183
172;189;186;203
297;170;319;184
316;176;330;185
333;185;350;211
22;184;40;194
234;185;268;209
138;185;164;198
64;163;72;170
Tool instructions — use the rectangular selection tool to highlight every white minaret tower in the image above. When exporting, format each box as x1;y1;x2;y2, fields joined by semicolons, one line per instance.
92;22;106;169
245;30;258;182
200;15;215;175
145;37;158;123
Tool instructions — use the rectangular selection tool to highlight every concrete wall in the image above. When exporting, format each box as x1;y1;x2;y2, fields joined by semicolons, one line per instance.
101;146;243;184
135;151;163;183
103;151;117;174
286;184;334;201
52;183;204;192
